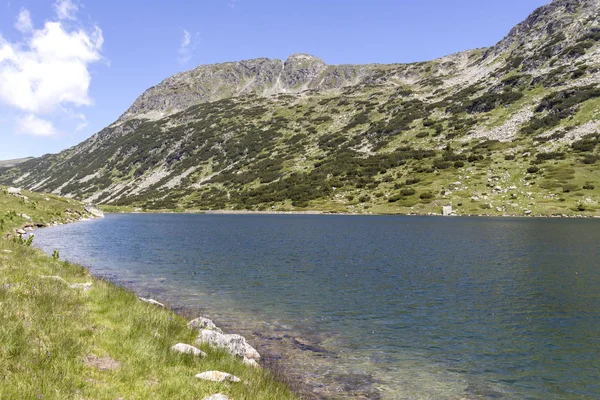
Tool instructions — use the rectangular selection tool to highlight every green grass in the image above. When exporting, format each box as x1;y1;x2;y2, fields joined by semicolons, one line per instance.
0;187;298;400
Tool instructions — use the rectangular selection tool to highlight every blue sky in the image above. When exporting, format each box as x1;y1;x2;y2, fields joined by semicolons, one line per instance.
0;0;549;160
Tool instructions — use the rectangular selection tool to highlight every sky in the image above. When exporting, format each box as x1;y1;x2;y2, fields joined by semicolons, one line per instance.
0;0;550;160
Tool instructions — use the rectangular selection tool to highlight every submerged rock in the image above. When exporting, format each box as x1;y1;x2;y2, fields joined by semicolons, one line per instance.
171;343;206;357
195;371;241;383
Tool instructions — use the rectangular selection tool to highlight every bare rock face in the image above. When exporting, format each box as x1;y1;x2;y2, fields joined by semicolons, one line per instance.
116;53;369;124
484;0;599;66
280;53;327;89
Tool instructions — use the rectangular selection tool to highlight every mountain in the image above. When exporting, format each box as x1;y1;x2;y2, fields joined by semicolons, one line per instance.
2;0;600;216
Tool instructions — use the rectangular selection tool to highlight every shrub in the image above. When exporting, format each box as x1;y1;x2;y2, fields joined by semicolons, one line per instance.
527;166;540;174
359;195;370;203
419;192;434;200
405;176;420;185
400;188;416;196
583;183;595;190
454;161;465;168
504;155;516;161
433;159;452;169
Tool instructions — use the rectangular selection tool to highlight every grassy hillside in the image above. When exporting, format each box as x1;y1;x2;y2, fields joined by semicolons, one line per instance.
0;186;297;400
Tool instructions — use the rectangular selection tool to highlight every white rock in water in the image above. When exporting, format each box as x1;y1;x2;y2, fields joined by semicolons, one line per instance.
195;371;241;383
7;187;21;195
138;297;165;307
171;343;206;357
195;330;246;358
188;317;222;333
203;395;230;400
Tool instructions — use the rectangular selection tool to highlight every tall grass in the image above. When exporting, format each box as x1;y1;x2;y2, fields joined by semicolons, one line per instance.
0;187;298;399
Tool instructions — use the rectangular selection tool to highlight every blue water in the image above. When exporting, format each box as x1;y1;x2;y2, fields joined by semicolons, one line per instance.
34;214;600;399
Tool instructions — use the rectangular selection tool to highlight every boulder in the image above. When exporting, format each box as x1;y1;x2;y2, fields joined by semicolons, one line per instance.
7;187;21;195
442;205;453;216
188;317;222;333
171;343;206;357
195;330;246;358
138;297;165;307
243;358;260;368
20;213;32;221
15;229;26;235
244;343;261;361
203;395;230;400
195;371;241;383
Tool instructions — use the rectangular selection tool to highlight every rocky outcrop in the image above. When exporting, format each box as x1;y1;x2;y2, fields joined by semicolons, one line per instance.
116;53;372;123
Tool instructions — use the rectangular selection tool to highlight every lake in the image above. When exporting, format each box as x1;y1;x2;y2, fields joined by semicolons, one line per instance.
34;214;600;399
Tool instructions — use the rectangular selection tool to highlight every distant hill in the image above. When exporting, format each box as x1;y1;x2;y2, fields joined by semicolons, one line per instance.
2;0;600;216
0;157;34;168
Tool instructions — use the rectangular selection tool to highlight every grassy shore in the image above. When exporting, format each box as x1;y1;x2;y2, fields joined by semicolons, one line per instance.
0;186;298;400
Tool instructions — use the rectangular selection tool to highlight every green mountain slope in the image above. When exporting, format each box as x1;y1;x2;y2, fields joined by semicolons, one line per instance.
2;0;600;216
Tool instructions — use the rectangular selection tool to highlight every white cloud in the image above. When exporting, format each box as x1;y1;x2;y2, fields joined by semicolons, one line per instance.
16;114;58;137
177;29;199;65
15;8;32;33
0;10;103;114
54;0;78;20
178;30;192;64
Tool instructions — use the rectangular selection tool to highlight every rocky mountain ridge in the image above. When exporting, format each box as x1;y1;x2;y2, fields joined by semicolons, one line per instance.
2;0;600;217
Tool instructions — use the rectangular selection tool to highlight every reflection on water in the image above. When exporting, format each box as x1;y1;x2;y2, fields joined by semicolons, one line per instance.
35;214;600;399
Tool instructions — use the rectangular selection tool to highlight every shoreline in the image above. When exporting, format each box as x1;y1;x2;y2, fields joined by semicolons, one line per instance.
28;216;325;399
0;186;300;400
109;208;600;219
